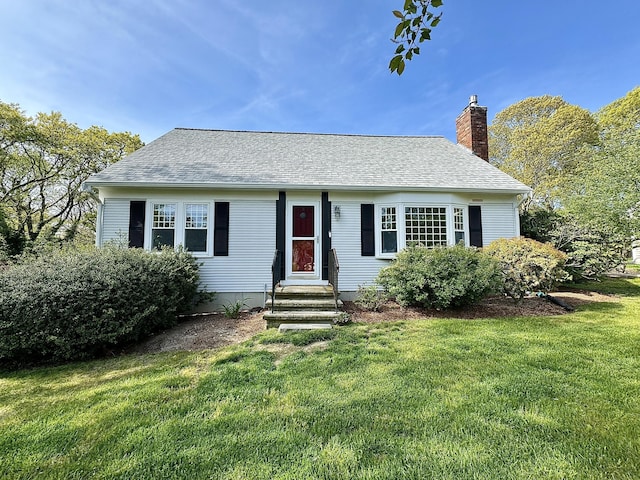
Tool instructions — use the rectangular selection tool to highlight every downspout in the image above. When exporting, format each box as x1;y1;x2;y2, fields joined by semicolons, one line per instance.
515;191;532;237
96;198;104;247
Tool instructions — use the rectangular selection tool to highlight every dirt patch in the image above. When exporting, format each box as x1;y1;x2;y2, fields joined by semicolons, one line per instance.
128;311;266;354
127;289;616;354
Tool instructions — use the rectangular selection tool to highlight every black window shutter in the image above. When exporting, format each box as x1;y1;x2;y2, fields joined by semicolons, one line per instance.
214;202;230;256
322;192;331;280
276;192;286;279
128;201;145;248
361;204;375;256
469;205;483;247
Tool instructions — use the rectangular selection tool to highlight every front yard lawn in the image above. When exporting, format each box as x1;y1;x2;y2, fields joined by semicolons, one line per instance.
1;278;639;479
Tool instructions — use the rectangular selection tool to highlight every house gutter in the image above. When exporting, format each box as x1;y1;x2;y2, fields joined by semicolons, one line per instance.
82;181;532;196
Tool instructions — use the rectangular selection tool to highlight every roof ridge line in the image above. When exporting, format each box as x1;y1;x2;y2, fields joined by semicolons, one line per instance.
172;128;445;139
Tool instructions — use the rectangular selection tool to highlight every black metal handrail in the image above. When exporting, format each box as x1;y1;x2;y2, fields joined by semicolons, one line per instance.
271;250;283;313
328;248;340;311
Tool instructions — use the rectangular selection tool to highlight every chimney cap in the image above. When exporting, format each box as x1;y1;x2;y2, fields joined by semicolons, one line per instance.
469;94;478;106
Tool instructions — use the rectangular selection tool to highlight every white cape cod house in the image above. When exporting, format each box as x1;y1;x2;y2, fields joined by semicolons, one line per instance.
84;98;530;311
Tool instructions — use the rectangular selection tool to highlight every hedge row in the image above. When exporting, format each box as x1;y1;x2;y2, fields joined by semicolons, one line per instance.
375;239;568;310
0;247;200;365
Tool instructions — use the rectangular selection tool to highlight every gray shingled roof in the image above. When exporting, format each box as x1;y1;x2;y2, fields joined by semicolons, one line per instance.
85;128;530;194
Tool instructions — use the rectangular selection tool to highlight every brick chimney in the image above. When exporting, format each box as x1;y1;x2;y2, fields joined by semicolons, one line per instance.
456;95;489;161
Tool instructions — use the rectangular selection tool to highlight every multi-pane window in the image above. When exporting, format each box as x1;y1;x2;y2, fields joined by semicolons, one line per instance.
404;206;447;248
381;206;398;253
152;203;176;249
454;207;465;245
185;203;208;252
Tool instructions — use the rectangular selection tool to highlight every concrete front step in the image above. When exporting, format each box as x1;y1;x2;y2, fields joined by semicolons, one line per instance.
270;285;335;299
264;310;344;328
265;284;343;328
268;298;343;310
278;323;333;332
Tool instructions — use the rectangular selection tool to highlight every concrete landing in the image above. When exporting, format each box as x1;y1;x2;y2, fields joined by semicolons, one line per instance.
278;323;334;332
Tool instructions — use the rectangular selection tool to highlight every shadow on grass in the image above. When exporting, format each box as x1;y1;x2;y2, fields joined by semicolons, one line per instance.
569;277;640;297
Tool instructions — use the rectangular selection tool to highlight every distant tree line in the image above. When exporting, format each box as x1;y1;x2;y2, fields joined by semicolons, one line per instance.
0;101;143;258
490;87;640;278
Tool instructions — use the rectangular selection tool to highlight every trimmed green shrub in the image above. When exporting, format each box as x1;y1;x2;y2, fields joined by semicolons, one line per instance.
0;246;200;365
485;237;569;303
354;284;387;312
376;244;502;310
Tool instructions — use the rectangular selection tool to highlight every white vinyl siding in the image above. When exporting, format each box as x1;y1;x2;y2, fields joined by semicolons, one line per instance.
101;198;130;245
197;200;275;293
98;191;521;299
480;203;519;246
331;202;391;291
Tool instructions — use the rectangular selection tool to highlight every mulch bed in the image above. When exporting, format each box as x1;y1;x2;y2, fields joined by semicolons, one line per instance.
128;289;617;353
343;289;617;323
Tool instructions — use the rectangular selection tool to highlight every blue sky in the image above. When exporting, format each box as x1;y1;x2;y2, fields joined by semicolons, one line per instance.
1;0;639;143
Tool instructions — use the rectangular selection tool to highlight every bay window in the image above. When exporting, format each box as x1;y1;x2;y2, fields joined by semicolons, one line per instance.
380;206;398;253
454;207;465;245
404;206;447;247
375;204;468;257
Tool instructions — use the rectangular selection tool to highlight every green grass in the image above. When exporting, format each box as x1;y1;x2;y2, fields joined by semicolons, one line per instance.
2;279;640;479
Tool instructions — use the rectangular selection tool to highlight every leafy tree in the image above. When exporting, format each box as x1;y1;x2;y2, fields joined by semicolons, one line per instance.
390;0;443;75
519;206;562;243
0;101;142;250
549;218;627;280
520;207;626;281
597;85;640;145
562;87;640;239
489;95;599;210
0;204;24;259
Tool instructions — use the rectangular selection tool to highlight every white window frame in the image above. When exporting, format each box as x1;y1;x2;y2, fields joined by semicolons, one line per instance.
376;203;468;258
146;200;213;257
184;202;210;255
151;202;177;250
379;205;399;258
453;205;467;246
404;205;448;248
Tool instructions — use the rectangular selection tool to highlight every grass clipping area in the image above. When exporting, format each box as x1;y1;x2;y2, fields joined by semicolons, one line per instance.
1;278;640;479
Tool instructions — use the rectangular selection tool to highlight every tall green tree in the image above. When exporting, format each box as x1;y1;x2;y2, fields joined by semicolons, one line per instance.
0;101;143;249
489;95;599;209
563;87;640;238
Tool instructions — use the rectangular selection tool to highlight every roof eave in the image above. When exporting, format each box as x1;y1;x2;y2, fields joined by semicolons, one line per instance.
83;180;531;195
